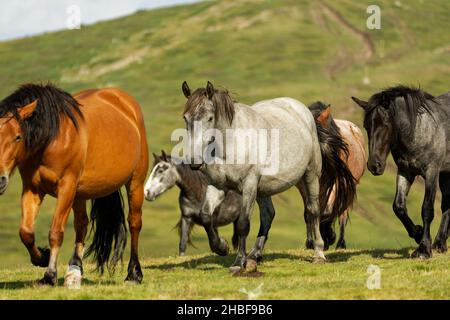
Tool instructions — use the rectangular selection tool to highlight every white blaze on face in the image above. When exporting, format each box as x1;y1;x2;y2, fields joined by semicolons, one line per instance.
201;185;225;215
144;163;164;201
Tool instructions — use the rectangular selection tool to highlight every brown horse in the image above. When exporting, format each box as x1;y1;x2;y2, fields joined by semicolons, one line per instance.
0;84;148;286
309;102;366;250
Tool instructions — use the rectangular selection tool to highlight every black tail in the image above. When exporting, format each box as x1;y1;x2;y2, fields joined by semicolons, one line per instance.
310;102;357;223
85;190;127;275
175;219;196;248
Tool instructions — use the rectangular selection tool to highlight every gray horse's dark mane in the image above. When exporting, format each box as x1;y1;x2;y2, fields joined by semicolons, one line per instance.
183;87;235;125
156;155;209;202
366;85;436;132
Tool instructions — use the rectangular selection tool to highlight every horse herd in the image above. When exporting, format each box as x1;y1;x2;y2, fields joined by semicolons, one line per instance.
0;82;448;288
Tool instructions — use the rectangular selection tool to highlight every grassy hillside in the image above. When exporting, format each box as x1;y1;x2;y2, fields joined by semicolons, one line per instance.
0;0;449;298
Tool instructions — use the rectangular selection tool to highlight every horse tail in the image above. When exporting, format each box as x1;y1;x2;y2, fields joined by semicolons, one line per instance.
175;219;196;248
85;190;127;275
315;117;357;223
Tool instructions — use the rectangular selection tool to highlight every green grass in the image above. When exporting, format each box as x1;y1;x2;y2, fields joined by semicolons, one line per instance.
0;0;449;299
1;249;449;299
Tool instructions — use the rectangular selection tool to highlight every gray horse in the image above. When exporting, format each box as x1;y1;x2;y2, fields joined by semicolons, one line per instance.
353;86;450;258
144;150;242;256
181;81;355;271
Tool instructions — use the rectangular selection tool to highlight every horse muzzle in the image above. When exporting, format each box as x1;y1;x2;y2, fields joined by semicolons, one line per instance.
144;189;156;201
367;160;385;176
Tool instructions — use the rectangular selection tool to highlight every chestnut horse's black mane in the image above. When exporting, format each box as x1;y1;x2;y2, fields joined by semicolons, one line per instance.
0;83;82;154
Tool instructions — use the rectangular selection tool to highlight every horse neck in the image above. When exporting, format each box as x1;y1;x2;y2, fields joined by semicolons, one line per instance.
391;105;436;152
175;164;206;202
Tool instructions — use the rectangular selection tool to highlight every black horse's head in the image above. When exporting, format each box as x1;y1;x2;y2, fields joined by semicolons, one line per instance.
352;95;393;176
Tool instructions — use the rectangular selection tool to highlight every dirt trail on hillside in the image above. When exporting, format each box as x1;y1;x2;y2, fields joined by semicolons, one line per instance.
312;1;375;78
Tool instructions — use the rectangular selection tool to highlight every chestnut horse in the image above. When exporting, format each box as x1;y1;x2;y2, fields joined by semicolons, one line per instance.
0;84;148;286
309;102;366;250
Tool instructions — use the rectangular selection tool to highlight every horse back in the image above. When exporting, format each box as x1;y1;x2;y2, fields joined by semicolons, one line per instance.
71;88;148;198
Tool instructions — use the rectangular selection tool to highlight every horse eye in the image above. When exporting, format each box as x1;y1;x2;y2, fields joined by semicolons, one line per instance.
15;135;22;142
208;117;213;122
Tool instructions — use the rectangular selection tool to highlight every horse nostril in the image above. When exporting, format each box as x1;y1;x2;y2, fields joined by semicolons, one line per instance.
375;161;382;169
0;176;6;184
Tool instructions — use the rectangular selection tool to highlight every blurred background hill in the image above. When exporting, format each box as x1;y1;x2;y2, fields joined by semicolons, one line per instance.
0;0;449;268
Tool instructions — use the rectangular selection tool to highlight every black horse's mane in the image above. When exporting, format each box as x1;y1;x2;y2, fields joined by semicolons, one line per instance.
367;85;436;131
0;83;82;154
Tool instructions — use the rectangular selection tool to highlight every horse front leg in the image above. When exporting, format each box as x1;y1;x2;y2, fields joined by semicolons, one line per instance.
19;188;48;267
203;222;229;256
393;171;423;243
230;175;258;273
248;196;275;262
179;216;193;256
40;179;77;286
411;170;438;259
64;199;88;288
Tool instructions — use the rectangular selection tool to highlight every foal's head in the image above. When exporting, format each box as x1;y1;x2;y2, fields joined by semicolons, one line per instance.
144;150;179;201
181;81;235;169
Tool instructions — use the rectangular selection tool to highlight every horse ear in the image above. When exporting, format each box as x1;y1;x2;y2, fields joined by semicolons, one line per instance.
351;97;369;110
152;152;161;163
317;106;331;127
206;81;215;99
18;100;38;119
182;81;191;99
161;149;168;161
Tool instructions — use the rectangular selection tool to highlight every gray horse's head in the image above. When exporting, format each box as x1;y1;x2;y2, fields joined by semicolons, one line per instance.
352;95;393;176
352;86;435;176
181;81;235;170
144;150;179;201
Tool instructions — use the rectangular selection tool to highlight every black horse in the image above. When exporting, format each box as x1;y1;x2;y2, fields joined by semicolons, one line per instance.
352;86;450;258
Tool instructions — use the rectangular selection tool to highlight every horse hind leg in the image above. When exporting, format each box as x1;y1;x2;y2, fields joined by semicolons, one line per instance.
248;196;275;262
336;210;348;250
296;180;314;250
297;169;326;263
64;199;88;289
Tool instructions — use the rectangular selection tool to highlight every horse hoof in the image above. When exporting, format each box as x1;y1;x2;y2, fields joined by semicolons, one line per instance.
305;239;314;250
38;271;57;286
413;225;424;244
125;272;143;284
432;242;447;254
411;247;432;259
32;247;50;268
179;252;186;257
336;240;347;250
124;279;141;286
245;259;258;273
64;266;82;289
312;256;327;264
229;265;243;275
